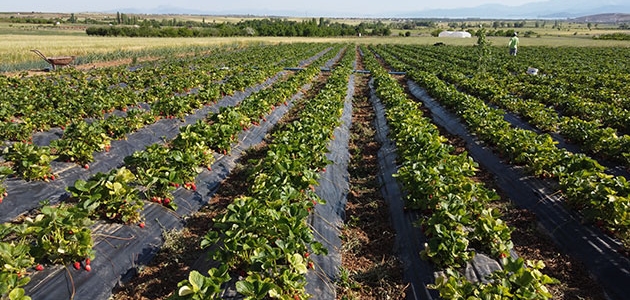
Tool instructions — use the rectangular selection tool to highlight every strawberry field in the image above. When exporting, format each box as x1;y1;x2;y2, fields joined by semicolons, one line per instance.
1;42;629;300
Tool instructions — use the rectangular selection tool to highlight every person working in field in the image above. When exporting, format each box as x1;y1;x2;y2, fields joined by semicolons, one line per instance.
509;32;519;56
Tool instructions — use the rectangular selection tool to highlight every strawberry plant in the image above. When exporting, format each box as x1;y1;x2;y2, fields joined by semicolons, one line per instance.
68;167;143;224
124;145;186;209
51;121;111;165
100;109;153;139
0;121;35;142
2;142;56;181
0;225;34;300
20;204;95;265
0;166;12;202
430;257;558;299
171;265;230;300
170;125;215;171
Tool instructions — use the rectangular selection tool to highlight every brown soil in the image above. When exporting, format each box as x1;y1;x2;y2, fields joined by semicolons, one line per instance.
336;48;407;299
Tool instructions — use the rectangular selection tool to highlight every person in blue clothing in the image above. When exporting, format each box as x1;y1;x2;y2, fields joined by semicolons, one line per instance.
509;32;519;56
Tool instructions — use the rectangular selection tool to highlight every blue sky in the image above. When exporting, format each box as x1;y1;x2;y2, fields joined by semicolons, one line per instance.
1;0;548;16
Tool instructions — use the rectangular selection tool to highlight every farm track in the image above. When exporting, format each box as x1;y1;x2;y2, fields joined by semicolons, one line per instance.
336;48;407;299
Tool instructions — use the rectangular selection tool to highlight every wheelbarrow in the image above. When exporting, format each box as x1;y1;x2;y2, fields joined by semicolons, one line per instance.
30;49;76;70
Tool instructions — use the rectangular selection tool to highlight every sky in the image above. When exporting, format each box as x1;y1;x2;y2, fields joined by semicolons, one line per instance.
1;0;549;16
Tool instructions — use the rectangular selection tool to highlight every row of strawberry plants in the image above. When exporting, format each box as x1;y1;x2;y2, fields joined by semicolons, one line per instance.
499;47;630;110
173;46;354;300
363;47;556;299
0;44;328;183
408;44;630;112
67;44;341;223
385;45;630;168
0;43;324;142
0;46;335;300
372;46;630;248
396;44;630;135
119;45;343;213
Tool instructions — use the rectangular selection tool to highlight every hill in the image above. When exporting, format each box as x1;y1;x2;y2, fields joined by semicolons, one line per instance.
570;13;630;23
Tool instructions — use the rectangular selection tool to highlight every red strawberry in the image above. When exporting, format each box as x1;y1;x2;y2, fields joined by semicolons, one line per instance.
73;262;81;270
163;198;171;205
85;265;92;272
0;197;3;204
139;222;145;229
35;264;44;271
191;183;197;191
50;175;55;181
304;252;310;258
85;258;91;265
84;164;90;170
308;261;314;269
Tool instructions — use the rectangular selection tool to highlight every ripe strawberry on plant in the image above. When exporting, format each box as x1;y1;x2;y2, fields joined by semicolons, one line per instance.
35;264;44;271
73;262;81;270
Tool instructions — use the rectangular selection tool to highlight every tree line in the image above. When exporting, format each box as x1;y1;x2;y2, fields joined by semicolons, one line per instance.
85;17;392;37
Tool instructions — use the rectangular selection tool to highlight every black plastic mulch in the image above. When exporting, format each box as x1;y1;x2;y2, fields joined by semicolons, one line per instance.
407;80;630;300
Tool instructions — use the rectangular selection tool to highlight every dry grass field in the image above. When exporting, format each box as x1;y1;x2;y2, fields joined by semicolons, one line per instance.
1;11;628;70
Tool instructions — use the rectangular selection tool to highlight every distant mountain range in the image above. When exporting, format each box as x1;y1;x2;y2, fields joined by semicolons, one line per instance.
109;0;630;19
404;0;630;19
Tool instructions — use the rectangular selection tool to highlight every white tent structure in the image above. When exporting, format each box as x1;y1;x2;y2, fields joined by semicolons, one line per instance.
438;31;472;38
